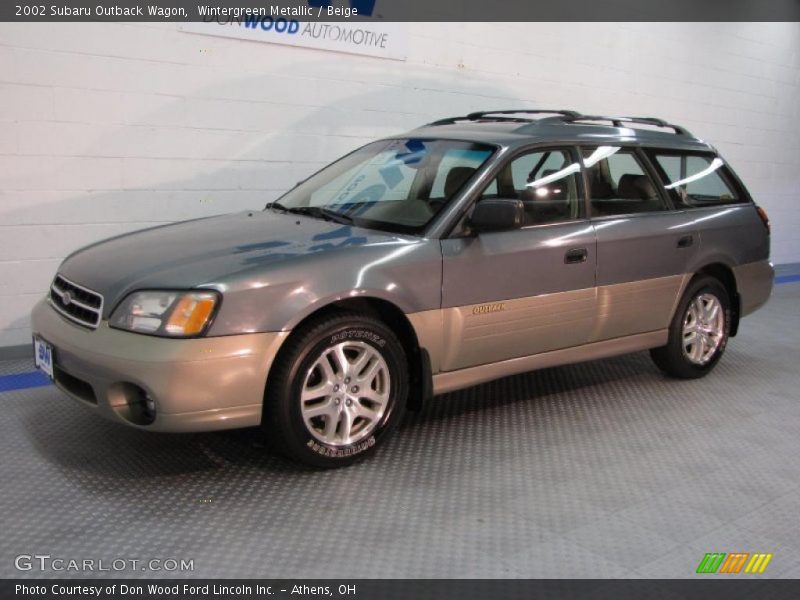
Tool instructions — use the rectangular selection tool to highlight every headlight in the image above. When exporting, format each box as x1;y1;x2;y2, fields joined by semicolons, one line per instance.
110;290;219;337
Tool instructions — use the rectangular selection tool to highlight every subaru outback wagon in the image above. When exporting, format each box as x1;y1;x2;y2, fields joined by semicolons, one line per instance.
32;109;773;467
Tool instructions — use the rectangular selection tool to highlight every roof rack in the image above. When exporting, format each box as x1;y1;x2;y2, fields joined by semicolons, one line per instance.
466;109;582;120
426;109;580;126
425;109;689;135
562;114;689;135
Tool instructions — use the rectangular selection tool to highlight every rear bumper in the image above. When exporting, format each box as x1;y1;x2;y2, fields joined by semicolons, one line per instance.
733;259;774;317
31;299;288;432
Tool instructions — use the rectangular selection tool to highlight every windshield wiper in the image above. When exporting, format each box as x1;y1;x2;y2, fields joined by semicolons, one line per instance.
319;207;354;225
265;203;354;225
265;201;291;213
266;203;319;218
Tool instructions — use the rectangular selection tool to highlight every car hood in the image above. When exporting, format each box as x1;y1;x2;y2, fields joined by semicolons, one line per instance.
58;211;412;316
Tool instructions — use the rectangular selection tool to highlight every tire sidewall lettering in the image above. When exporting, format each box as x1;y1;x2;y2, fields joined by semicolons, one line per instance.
288;323;403;463
306;435;377;458
330;329;386;347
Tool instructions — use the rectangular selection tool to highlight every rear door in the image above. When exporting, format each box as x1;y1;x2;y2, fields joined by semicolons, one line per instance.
582;145;698;341
439;146;597;372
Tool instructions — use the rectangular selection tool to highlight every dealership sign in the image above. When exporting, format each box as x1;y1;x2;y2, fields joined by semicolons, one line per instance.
179;6;407;61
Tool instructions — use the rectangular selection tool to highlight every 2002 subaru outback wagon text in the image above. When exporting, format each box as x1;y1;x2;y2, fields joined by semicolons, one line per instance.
32;109;774;467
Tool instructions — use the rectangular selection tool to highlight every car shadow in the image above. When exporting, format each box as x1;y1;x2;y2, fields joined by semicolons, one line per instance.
18;350;663;490
406;350;659;425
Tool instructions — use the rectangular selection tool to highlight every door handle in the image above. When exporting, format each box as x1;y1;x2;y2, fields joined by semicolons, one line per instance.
564;248;588;264
677;235;694;249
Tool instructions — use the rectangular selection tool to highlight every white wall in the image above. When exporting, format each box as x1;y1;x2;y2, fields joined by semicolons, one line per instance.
1;22;799;348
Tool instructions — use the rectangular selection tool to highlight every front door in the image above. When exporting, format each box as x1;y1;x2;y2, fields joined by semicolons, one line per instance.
440;146;597;372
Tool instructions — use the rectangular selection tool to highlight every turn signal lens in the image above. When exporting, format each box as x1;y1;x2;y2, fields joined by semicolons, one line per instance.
756;206;770;234
110;290;219;337
164;293;218;336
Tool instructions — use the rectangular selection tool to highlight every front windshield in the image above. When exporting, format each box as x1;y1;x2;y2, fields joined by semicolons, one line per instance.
270;138;495;234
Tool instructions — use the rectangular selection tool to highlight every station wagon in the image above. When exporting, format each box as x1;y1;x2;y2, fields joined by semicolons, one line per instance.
32;109;774;467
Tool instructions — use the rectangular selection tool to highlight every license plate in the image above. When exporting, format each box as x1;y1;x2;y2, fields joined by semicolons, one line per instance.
34;337;54;380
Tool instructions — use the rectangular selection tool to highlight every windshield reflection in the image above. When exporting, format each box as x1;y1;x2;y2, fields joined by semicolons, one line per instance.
270;138;495;235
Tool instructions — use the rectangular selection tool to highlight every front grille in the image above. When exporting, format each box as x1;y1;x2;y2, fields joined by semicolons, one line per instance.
49;274;104;329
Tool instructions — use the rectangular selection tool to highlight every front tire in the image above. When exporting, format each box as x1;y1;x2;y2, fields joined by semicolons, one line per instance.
650;275;731;379
263;312;408;468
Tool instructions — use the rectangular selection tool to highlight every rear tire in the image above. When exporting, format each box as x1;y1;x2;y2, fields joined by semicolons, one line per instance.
650;275;731;379
263;312;408;468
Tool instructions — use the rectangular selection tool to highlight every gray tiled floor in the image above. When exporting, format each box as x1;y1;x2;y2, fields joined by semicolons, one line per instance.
1;284;798;579
0;357;35;376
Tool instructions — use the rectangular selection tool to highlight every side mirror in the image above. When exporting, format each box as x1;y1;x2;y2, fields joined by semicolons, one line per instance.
469;198;524;233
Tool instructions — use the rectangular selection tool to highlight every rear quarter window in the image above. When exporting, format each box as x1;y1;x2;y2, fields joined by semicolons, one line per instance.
647;151;745;208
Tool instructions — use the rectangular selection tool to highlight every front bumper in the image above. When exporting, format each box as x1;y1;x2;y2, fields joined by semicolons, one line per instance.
31;299;288;432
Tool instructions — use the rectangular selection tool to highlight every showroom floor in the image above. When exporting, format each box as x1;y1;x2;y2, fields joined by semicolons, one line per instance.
1;282;799;579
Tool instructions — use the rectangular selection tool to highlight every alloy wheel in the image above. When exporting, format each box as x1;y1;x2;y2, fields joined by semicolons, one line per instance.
300;341;391;446
682;293;725;365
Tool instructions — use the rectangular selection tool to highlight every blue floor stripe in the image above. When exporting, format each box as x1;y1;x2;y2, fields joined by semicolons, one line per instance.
0;371;51;392
1;275;798;394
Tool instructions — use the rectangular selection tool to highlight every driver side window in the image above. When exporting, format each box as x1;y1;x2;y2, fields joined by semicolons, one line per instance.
478;148;583;226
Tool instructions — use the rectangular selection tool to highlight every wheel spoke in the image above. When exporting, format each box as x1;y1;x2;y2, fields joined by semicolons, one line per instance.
688;299;698;320
357;357;382;386
353;401;379;421
331;345;349;377
704;301;719;323
339;409;354;443
690;334;703;362
323;412;339;440
701;333;712;361
359;386;389;408
315;354;336;383
301;381;334;402
303;398;335;420
351;347;371;376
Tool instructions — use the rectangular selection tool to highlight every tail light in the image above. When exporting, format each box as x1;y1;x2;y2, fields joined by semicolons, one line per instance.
756;205;770;234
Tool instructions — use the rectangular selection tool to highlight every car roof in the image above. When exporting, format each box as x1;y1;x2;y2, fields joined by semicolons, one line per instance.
397;110;715;152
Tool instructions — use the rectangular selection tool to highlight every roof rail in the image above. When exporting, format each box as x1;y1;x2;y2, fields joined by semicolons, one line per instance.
466;109;582;120
424;109;690;136
426;109;580;126
562;114;689;135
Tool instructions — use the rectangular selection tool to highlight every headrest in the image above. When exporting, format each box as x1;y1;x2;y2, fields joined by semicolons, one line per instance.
444;166;477;198
589;171;614;199
617;174;656;200
521;169;568;202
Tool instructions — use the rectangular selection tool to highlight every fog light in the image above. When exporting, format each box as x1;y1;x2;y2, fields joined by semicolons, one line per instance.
144;394;156;419
108;383;157;426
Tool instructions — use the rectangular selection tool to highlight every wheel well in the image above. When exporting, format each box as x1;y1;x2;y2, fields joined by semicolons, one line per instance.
281;297;430;411
695;263;740;336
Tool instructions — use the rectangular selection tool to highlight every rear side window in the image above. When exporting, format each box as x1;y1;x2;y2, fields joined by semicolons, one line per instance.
647;151;741;208
582;146;667;216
